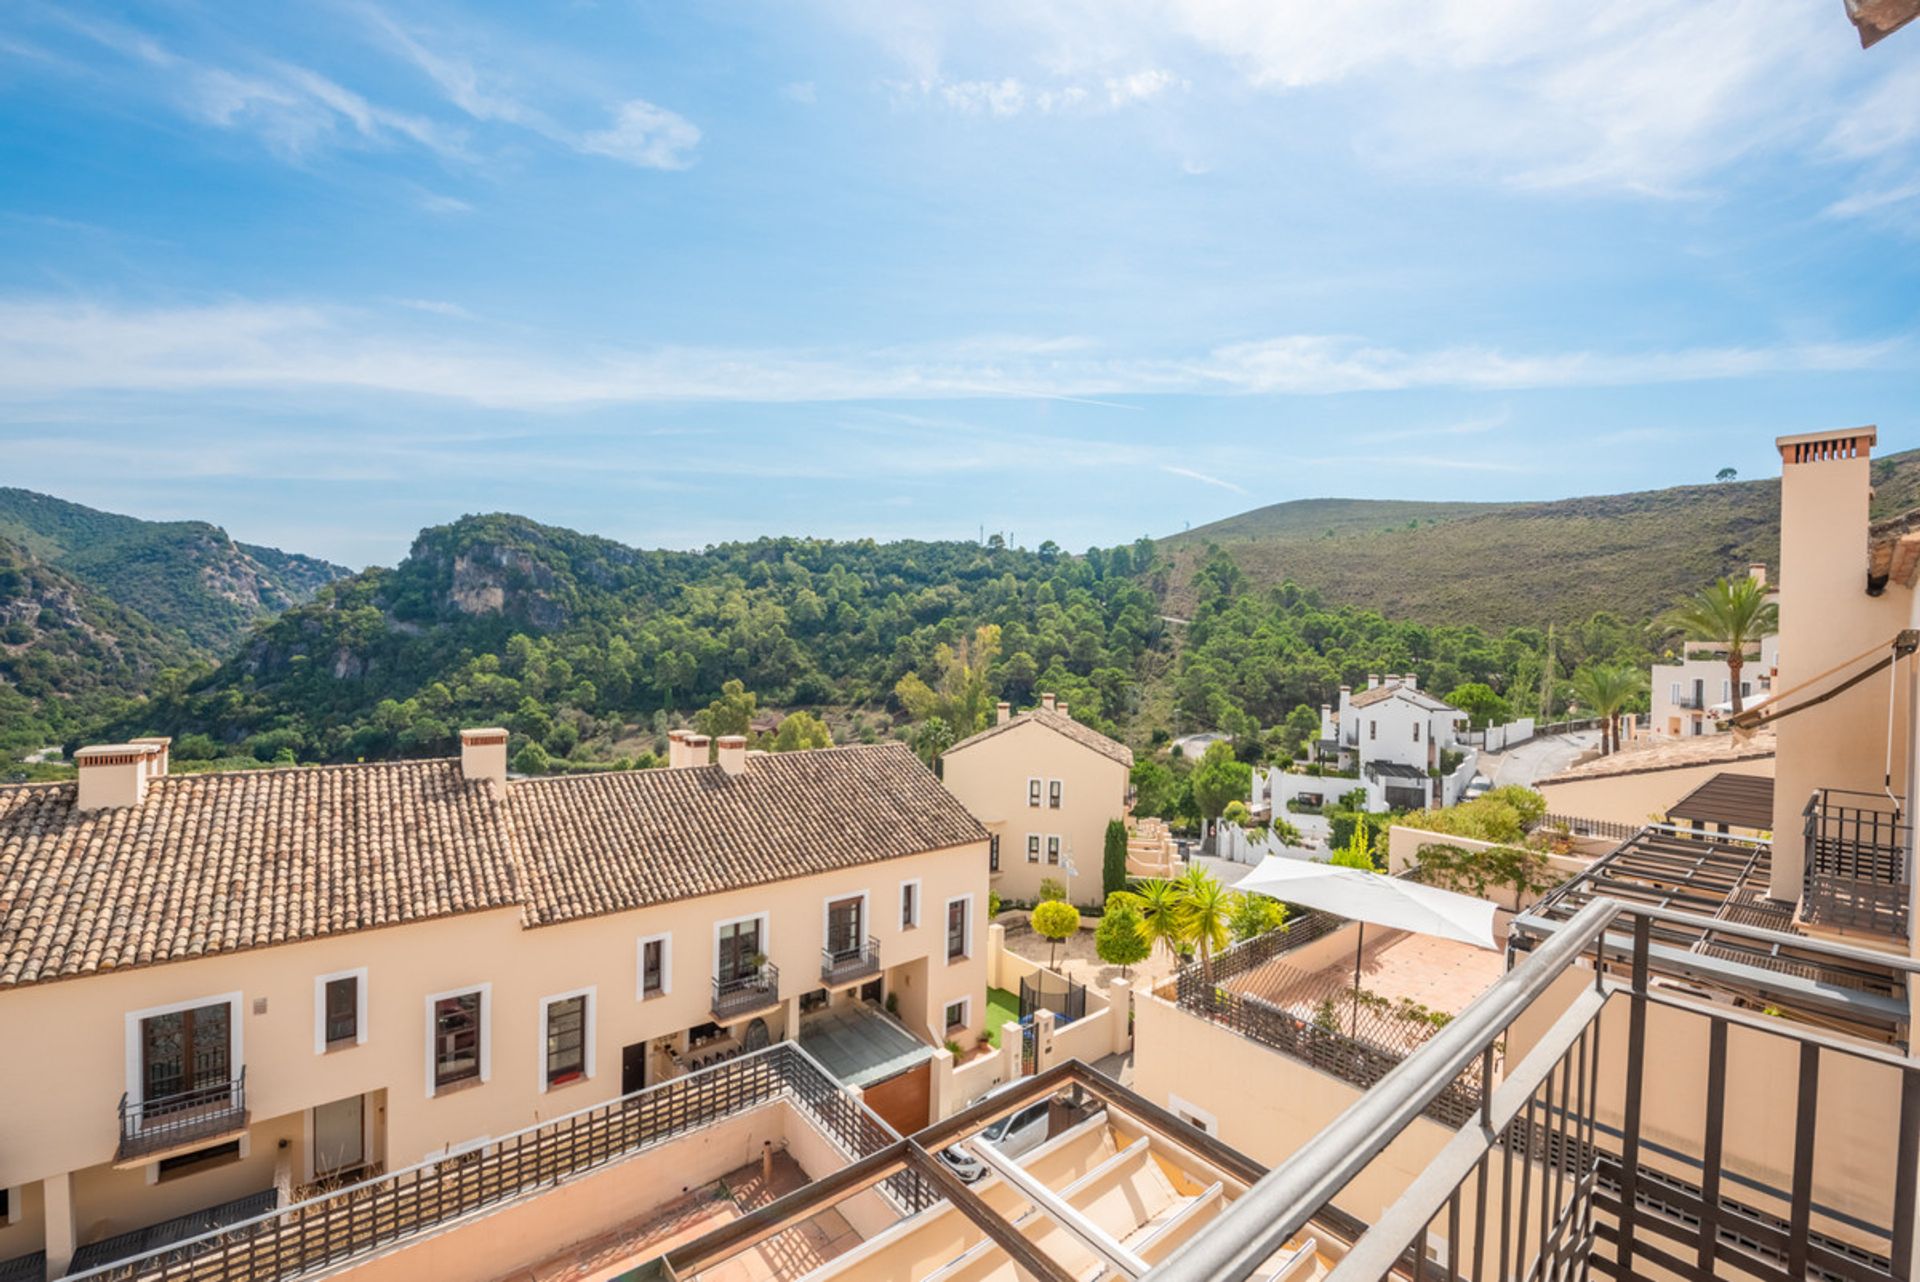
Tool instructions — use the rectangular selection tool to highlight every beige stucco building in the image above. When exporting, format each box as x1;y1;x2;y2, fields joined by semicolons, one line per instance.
937;694;1133;906
0;732;989;1278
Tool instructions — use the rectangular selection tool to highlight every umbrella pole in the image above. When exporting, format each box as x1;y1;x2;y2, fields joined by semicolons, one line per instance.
1351;921;1364;1038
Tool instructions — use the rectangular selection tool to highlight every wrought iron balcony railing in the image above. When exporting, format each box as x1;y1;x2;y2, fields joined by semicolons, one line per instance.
1802;788;1910;938
710;962;780;1021
117;1068;248;1163
821;935;880;987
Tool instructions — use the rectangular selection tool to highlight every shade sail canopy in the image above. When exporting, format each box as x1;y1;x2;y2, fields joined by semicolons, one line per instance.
1237;856;1500;951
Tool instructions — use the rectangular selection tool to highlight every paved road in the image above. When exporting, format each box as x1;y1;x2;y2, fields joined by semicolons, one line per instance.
1481;730;1601;788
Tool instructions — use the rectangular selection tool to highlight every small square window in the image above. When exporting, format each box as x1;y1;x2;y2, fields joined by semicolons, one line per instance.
944;999;967;1030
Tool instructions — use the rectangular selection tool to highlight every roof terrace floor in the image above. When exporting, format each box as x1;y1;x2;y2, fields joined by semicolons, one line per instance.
1227;922;1510;1021
512;1151;857;1282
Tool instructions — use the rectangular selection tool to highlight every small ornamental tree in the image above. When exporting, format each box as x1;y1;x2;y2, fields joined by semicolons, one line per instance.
1037;877;1067;903
1095;895;1150;975
1330;817;1377;872
1032;900;1081;968
1102;818;1129;899
1227;891;1287;942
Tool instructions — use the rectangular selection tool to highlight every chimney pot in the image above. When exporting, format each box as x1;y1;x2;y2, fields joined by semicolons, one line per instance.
996;701;1011;726
459;727;509;792
716;734;749;776
1040;693;1056;712
131;736;171;778
1367;674;1380;689
1056;701;1069;719
1748;563;1767;586
667;729;689;769
683;733;711;767
74;743;162;811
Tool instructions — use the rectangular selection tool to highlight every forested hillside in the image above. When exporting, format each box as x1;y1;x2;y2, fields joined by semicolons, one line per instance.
109;513;1648;769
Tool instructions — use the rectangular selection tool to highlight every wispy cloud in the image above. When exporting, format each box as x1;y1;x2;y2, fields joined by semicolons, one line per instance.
887;68;1184;118
0;297;1900;410
1161;465;1247;494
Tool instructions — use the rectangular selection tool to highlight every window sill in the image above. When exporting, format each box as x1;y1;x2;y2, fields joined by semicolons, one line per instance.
640;988;669;1002
947;953;971;966
323;1037;360;1054
433;1074;485;1098
544;1072;590;1093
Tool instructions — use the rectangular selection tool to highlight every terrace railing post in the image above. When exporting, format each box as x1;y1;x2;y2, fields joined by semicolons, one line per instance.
1614;912;1652;1276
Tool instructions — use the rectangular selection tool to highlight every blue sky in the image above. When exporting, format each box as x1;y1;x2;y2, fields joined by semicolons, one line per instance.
2;1;1919;567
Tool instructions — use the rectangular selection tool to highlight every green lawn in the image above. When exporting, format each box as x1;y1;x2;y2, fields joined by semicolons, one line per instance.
983;987;1021;1048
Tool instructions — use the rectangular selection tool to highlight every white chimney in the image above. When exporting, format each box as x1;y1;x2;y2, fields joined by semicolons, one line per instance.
1056;701;1070;720
1319;703;1334;740
1404;673;1417;691
1748;562;1768;587
716;734;748;776
666;729;688;769
1040;693;1057;712
684;733;711;766
131;736;171;778
74;743;162;811
996;701;1011;725
460;728;509;792
1367;674;1380;690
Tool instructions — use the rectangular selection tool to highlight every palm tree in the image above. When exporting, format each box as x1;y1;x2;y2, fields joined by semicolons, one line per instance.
1569;664;1647;754
1665;576;1778;716
1174;867;1234;984
1116;878;1187;964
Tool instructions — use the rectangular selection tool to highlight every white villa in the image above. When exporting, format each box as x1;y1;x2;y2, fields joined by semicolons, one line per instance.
1258;673;1477;818
1650;564;1781;737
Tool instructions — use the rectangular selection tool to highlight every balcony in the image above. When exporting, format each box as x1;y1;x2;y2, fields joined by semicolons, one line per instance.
116;1068;248;1165
820;935;880;989
711;963;781;1023
1802;788;1910;940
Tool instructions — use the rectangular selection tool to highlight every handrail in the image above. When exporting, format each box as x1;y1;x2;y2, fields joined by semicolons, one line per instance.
1149;896;1625;1282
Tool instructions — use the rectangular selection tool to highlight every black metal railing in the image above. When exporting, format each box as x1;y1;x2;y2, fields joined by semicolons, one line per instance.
1540;813;1642;843
1018;970;1087;1025
820;935;880;987
117;1069;248;1162
1150;900;1920;1282
65;1043;933;1282
1802;788;1910;938
710;962;781;1021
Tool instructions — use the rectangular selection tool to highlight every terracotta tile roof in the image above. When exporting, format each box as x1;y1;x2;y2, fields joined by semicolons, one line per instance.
1348;684;1460;713
0;759;519;990
942;709;1134;768
1538;729;1776;785
507;743;986;926
0;743;984;988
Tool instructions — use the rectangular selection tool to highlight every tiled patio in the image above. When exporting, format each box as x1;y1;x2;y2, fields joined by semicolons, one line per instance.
1228;920;1509;1021
511;1152;862;1282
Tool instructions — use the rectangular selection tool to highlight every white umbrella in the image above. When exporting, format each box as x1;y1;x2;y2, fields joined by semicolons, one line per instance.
1235;855;1499;1035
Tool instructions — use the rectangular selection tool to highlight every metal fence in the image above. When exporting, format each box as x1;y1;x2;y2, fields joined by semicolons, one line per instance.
64;1042;932;1282
1150;901;1920;1282
117;1069;247;1162
1539;813;1642;843
1802;789;1910;938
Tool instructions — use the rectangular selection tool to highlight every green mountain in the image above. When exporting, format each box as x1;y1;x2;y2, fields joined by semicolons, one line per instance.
1156;446;1920;632
0;489;347;654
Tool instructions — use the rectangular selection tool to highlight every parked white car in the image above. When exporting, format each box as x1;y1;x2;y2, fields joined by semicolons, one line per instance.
938;1089;1052;1183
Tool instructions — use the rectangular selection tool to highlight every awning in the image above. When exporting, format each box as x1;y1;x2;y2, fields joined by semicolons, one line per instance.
1665;772;1775;833
1366;761;1428;781
798;1003;935;1089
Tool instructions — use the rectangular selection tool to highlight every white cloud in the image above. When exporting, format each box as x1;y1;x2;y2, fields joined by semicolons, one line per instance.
889;68;1181;117
578;100;702;169
1161;465;1247;494
0;297;1900;411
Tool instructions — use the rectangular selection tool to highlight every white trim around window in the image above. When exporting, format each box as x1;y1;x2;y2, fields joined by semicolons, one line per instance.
1047;778;1063;809
1168;1093;1218;1136
942;995;972;1032
424;983;492;1099
1026;833;1041;863
636;933;673;1000
821;889;871;952
944;893;974;962
900;878;922;929
538;986;596;1092
314;967;370;1055
1026;776;1042;807
713;913;771;978
124;991;245;1110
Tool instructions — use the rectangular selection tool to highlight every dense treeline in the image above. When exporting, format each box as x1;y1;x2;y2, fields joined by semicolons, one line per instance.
100;514;1660;770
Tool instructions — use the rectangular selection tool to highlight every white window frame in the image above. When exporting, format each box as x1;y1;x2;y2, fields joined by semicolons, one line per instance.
1168;1093;1218;1136
538;986;596;1092
1026;834;1041;863
943;995;972;1032
900;878;921;929
636;933;673;1000
1047;778;1063;809
313;967;369;1055
944;894;974;962
713;912;772;980
424;983;492;1099
1669;681;1682;704
125;991;245;1112
1046;834;1061;865
1027;776;1042;808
